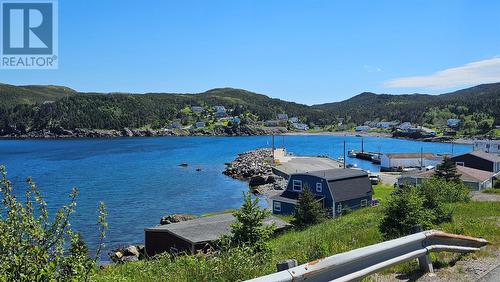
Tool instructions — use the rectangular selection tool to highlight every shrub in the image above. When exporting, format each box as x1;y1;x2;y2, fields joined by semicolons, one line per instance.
0;165;107;281
292;185;327;229
434;157;461;182
222;192;274;255
379;186;432;239
420;178;471;203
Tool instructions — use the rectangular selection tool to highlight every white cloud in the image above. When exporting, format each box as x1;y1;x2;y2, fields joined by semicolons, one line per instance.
385;57;500;88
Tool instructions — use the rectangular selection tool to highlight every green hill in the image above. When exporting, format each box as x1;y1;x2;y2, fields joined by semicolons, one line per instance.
0;82;498;135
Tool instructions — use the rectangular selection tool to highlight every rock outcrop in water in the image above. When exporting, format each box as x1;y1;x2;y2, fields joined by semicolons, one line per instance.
223;148;274;181
159;214;198;225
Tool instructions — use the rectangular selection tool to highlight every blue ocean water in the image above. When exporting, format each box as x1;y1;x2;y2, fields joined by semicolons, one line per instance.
0;136;472;258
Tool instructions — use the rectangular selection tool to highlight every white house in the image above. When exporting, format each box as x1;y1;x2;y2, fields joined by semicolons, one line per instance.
191;106;203;113
355;125;370;132
381;153;443;170
397;122;412;131
447;118;461;128
292;123;309;131
473;140;500;154
376;121;397;129
194;122;206;129
289;117;299;123
277;114;289;121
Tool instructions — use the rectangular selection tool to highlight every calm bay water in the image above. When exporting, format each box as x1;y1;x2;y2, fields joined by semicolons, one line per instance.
0;135;472;258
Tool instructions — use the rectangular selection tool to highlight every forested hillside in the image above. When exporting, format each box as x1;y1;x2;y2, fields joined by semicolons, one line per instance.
0;82;498;135
314;83;500;125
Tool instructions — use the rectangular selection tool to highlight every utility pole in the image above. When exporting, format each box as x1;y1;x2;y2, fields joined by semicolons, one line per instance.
343;140;346;168
361;137;364;153
420;147;423;170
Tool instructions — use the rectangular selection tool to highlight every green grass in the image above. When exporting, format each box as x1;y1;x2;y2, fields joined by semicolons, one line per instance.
483;188;500;194
93;185;500;281
201;209;236;217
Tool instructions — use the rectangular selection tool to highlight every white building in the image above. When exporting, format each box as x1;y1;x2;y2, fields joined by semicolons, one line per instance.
289;117;299;123
292;123;309;131
277;114;289;121
473;140;500;154
381;153;443;170
397;122;412;131
355;125;370;132
447;118;461;128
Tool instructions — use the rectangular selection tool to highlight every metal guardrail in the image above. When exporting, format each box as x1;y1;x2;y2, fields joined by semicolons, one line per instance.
247;230;488;282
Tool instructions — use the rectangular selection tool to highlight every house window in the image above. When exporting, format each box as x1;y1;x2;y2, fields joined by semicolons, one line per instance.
316;182;322;193
292;180;302;191
273;201;281;212
361;199;368;207
337;203;342;214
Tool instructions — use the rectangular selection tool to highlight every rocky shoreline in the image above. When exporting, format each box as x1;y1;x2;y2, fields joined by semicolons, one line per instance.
223;148;287;194
0;125;288;139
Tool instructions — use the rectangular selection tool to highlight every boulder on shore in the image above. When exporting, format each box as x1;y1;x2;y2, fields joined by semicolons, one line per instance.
109;244;145;263
160;214;197;225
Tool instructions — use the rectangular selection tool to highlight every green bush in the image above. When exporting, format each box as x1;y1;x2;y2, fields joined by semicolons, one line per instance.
292;185;327;229
420;178;471;203
221;192;274;255
379;186;433;239
0;165;107;281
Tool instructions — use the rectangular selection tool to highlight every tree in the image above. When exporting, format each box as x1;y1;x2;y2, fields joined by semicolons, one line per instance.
434;157;461;182
292;185;326;229
222;192;275;254
0;166;107;281
379;186;432;239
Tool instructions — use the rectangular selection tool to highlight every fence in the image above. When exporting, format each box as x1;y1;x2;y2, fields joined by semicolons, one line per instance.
246;229;488;282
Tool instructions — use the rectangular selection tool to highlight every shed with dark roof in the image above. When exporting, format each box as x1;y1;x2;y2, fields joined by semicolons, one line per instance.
451;151;500;173
145;214;290;256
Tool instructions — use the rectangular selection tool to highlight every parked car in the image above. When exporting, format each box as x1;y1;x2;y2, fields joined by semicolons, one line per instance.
369;175;380;185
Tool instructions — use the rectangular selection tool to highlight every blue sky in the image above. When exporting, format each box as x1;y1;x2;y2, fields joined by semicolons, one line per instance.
2;0;500;105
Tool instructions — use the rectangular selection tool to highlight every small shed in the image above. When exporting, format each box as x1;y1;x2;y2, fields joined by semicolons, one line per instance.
145;214;290;256
451;151;500;173
381;153;442;171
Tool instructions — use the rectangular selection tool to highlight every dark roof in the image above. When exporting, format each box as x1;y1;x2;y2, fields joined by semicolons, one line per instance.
328;176;373;202
456;151;500;162
145;214;290;244
401;166;497;183
384;153;437;159
303;168;368;181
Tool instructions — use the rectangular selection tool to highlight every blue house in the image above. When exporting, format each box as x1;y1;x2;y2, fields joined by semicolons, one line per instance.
271;169;373;217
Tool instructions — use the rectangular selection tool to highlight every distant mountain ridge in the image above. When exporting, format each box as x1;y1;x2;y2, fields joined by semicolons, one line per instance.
0;82;498;134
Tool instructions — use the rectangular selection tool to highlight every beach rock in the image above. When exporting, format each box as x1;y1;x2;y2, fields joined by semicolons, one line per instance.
124;245;140;257
249;175;267;187
121;255;139;262
160;214;197;225
178;163;188;167
266;175;276;184
122;127;134;137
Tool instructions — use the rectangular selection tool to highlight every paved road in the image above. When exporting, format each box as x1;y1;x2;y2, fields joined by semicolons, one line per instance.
478;264;500;282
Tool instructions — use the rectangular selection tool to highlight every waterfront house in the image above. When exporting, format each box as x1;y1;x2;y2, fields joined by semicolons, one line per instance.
473;140;500;154
292;123;309;131
376;121;398;129
447;118;461;128
271;169;373;217
170;122;182;129
397;165;499;191
194;122;205;129
277;114;289;121
231;117;241;125
451;151;500;173
145;214;290;256
397;122;412;131
380;153;443;171
355;125;371;132
289;117;299;123
214;106;227;118
191;106;203;113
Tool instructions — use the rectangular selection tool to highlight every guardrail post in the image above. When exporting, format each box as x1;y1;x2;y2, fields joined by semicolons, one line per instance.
276;259;297;272
412;225;434;273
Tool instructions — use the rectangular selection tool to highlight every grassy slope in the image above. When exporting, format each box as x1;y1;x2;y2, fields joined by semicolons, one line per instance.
94;184;500;281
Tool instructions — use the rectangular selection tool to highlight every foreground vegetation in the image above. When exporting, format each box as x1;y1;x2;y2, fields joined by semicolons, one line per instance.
94;184;500;281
